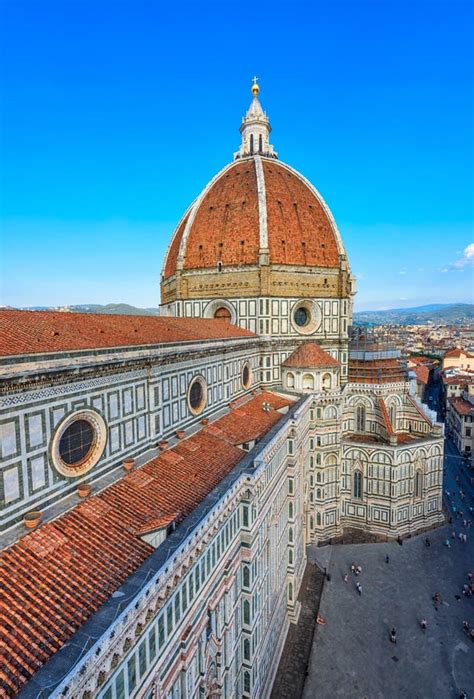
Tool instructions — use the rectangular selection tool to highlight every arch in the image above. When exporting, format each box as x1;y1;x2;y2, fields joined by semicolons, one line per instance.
356;405;366;432
302;373;315;391
322;373;332;390
250;134;254;153
316;487;322;499
316;512;322;526
324;405;338;420
242;565;250;589
288;582;293;601
353;470;363;499
286;372;295;389
214;306;231;320
324;453;338;466
259;134;263;152
204;299;236;324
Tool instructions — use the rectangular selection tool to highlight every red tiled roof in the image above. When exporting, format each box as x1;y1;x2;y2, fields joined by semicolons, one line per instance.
449;397;474;416
162;158;340;279
413;365;430;385
444;347;474;359
0;310;255;357
282;342;339;369
0;391;293;697
163;211;190;278
263;161;339;267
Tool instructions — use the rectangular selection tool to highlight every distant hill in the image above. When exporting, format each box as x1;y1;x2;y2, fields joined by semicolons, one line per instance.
354;303;473;325
22;303;160;316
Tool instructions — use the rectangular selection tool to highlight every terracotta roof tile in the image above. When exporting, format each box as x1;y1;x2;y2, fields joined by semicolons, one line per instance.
282;342;339;369
183;161;260;270
449;397;474;416
0;310;255;358
0;391;293;696
413;365;430;385
262;161;339;267
162;158;341;279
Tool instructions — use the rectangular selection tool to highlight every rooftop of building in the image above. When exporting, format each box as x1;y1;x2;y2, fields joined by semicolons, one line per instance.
444;347;474;359
281;342;340;369
0;310;255;358
448;396;474;417
0;390;294;697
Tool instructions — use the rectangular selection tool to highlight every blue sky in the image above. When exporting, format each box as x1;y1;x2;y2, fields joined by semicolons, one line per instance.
1;0;473;311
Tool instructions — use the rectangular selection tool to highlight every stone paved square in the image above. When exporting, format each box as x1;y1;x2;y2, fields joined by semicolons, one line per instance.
303;451;474;699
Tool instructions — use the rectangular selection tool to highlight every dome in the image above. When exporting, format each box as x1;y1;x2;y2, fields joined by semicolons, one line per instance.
162;156;345;280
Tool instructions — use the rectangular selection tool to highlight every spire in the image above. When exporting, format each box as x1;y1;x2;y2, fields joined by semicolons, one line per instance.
234;78;277;160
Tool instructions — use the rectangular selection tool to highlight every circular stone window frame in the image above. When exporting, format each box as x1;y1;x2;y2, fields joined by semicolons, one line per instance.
187;375;208;416
290;299;322;335
203;299;237;325
241;362;252;390
51;409;107;478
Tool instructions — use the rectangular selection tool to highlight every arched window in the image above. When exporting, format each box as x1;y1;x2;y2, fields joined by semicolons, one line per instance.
322;373;332;390
302;373;315;391
310;516;314;530
288;501;294;519
415;470;422;498
243;599;251;625
259;134;263;152
288;527;293;543
243;638;251;660
353;470;362;499
243;670;251;694
356;405;366;432
242;565;250;589
287;372;295;389
250;134;254;154
288;582;293;601
288;548;293;565
316;512;322;526
389;404;396;427
316;472;321;483
316;488;322;499
214;306;231;320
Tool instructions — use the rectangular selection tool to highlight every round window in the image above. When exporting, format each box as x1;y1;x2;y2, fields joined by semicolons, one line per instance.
291;300;322;335
294;307;310;327
188;377;207;415
242;363;251;389
58;419;94;466
51;410;107;478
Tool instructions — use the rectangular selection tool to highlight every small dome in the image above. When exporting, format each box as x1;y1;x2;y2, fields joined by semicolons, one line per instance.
162;156;345;280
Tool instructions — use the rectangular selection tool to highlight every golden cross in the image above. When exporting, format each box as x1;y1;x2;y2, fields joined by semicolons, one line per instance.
252;75;259;85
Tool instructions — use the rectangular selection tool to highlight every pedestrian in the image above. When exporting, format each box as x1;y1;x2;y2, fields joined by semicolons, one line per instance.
385;555;389;564
451;531;456;540
356;582;362;596
458;532;463;542
463;533;467;544
356;565;362;575
390;627;397;643
351;563;356;574
420;619;427;632
343;573;349;583
463;620;470;634
444;538;451;548
468;572;473;582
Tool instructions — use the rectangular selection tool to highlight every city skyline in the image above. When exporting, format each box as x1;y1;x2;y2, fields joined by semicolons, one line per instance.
1;0;473;311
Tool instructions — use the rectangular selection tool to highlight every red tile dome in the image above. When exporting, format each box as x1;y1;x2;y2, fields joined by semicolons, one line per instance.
162;156;345;280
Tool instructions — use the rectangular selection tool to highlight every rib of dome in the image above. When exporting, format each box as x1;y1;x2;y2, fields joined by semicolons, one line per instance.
162;156;345;280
